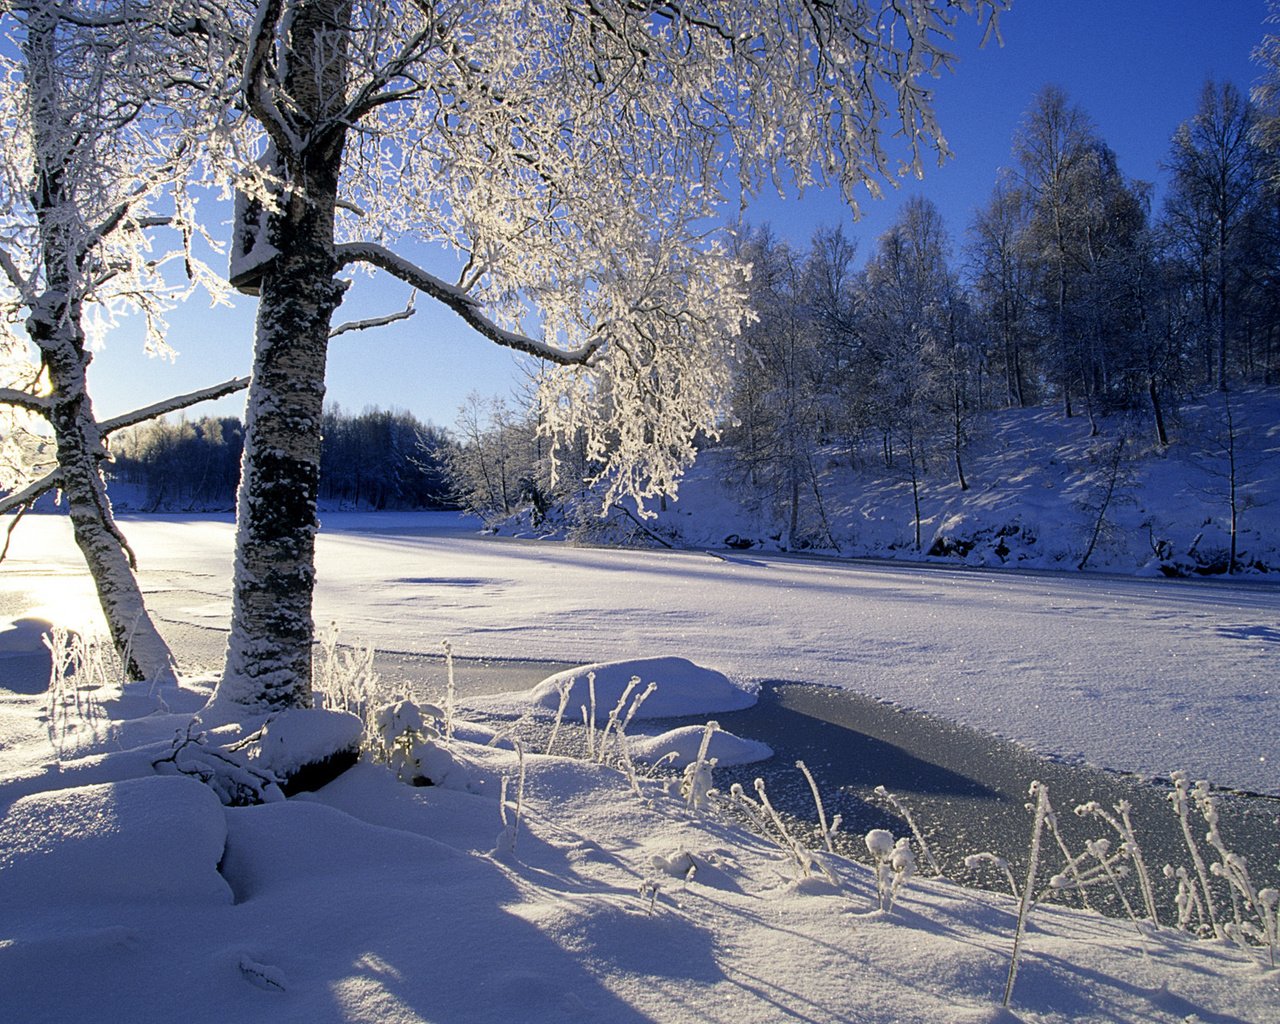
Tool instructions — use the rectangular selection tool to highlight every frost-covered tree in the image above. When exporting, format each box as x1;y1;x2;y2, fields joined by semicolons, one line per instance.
447;393;541;523
728;227;834;548
209;0;1007;714
862;196;955;547
968;174;1034;408
0;1;245;682
1162;80;1263;392
1012;85;1101;420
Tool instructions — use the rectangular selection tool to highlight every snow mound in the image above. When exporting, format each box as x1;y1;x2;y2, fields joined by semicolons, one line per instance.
470;656;757;722
0;775;231;908
628;725;773;767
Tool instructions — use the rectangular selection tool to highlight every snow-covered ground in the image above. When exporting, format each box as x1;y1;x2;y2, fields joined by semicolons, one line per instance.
1;512;1278;1023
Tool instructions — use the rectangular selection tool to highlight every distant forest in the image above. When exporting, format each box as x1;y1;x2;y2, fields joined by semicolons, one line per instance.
107;406;454;511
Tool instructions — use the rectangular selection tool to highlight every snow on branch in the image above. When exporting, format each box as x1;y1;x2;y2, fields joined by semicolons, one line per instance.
99;376;250;435
329;295;417;338
0;389;52;415
0;245;31;299
336;243;605;366
0;470;60;518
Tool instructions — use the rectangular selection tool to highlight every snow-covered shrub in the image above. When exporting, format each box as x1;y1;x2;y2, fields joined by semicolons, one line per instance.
43;626;111;758
313;622;391;743
371;698;472;789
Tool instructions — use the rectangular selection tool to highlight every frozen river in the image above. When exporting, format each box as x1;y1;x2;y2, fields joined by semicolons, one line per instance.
2;511;1277;797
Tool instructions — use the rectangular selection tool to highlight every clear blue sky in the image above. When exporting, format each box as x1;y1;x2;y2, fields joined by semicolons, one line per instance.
88;0;1271;432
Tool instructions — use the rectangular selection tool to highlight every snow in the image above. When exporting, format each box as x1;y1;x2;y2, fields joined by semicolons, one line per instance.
1;436;1279;1022
468;655;758;722
0;776;231;909
627;724;773;768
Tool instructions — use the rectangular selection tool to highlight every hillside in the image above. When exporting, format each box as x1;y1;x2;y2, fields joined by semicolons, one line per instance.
558;389;1280;577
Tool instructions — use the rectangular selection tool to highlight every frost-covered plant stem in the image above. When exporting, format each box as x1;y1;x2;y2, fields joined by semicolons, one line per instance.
1076;799;1159;925
754;776;832;882
442;640;456;742
798;760;837;854
873;785;941;877
1168;772;1222;938
1004;781;1050;1009
497;737;527;857
596;675;641;763
544;678;573;757
682;721;720;813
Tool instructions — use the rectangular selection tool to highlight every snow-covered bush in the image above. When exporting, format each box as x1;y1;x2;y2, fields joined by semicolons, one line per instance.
371;698;474;790
313;622;392;742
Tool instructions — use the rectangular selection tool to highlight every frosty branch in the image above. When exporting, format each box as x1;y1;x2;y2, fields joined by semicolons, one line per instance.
336;243;605;366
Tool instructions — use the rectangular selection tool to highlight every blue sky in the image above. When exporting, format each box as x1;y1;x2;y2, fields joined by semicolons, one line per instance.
88;0;1271;431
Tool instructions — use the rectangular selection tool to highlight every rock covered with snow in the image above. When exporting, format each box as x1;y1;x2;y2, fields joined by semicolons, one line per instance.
0;775;232;908
627;724;773;767
246;707;363;795
476;656;757;722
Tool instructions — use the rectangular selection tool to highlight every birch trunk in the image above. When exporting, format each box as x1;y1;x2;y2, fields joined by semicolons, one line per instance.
32;307;179;685
215;197;345;710
211;0;349;712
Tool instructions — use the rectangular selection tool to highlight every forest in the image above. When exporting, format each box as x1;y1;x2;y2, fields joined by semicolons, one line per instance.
446;80;1280;544
96;77;1280;549
105;406;454;512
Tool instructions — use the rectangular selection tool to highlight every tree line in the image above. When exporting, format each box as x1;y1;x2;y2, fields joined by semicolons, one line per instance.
448;80;1280;550
107;406;454;511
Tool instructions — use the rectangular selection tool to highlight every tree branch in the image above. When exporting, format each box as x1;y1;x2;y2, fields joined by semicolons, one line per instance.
0;244;31;298
330;296;417;338
0;388;52;415
0;470;60;517
99;376;250;435
335;242;605;366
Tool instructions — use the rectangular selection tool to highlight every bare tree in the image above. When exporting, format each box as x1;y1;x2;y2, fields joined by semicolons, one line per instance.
1163;80;1262;392
0;1;244;683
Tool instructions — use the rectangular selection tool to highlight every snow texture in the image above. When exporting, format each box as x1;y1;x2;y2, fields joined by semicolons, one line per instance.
627;724;773;767
469;656;758;722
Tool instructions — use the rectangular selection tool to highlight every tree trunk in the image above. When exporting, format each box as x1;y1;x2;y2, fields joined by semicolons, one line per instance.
210;0;351;713
36;321;179;684
215;195;346;711
1149;376;1168;447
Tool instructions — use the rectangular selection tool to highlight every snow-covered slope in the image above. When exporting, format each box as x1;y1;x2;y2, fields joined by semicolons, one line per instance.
563;389;1280;577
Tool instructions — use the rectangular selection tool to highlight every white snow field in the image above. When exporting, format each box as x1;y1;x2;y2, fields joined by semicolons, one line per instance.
1;512;1278;1024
